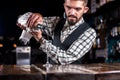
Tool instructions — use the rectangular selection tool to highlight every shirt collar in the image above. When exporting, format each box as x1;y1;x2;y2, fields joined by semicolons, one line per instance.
64;17;85;30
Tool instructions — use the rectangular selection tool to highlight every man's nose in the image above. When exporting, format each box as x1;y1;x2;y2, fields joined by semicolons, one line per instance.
69;9;75;15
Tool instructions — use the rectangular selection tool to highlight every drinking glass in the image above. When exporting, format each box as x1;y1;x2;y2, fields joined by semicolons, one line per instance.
43;40;53;68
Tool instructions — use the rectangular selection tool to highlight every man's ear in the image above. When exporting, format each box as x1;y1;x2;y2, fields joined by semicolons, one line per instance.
84;7;89;13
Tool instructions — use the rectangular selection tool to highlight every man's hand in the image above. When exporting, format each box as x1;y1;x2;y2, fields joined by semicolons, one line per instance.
17;12;43;30
30;30;42;42
27;13;43;29
16;12;44;43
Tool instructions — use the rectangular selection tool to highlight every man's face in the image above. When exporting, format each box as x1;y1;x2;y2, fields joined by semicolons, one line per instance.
64;0;89;25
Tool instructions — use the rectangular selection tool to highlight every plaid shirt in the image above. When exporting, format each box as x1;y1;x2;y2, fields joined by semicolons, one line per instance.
40;16;96;65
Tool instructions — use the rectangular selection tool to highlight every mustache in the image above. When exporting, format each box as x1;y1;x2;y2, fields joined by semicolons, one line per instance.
67;15;77;19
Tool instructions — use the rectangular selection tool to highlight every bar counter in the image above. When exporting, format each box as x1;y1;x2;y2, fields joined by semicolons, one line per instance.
0;63;120;80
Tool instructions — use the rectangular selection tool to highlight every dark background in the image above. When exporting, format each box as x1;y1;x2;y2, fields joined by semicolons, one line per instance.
0;0;64;37
0;0;65;64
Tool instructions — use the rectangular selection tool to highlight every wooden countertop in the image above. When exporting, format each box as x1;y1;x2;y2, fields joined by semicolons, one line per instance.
0;63;120;80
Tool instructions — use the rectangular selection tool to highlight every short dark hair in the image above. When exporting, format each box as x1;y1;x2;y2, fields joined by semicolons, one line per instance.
64;0;88;6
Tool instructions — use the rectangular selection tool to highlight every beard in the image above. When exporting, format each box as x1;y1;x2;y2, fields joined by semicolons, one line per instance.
67;15;78;26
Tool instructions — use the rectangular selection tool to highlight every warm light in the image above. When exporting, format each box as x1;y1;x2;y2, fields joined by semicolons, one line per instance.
0;44;3;47
13;44;17;48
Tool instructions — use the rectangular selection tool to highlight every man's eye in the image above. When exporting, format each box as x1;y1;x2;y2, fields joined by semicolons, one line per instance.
75;8;81;11
66;6;71;10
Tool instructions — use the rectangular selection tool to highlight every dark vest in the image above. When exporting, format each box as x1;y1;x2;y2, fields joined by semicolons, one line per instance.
50;18;90;64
